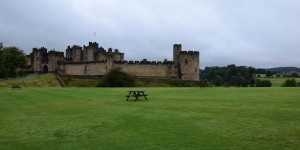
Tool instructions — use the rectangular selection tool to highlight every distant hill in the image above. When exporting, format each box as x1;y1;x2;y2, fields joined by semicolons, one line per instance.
266;67;300;73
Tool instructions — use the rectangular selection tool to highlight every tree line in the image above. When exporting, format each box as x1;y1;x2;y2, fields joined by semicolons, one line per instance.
0;42;28;79
200;64;272;87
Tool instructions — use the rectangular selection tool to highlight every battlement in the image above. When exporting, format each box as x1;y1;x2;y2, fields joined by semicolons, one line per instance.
179;51;199;55
173;44;182;49
113;60;174;65
83;42;99;49
48;50;64;56
33;47;47;53
68;45;82;50
61;60;107;65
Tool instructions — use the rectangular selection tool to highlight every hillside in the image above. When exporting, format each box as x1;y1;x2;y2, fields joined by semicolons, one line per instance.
267;67;300;73
0;73;62;87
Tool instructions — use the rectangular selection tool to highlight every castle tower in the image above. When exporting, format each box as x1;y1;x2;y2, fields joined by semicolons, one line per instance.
32;47;47;73
83;42;97;62
66;45;82;62
179;51;200;81
48;51;64;72
173;44;182;79
173;44;182;64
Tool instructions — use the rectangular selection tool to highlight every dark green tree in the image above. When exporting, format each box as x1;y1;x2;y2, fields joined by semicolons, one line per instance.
290;73;298;78
214;75;223;86
255;79;272;87
99;68;136;87
260;80;272;87
266;70;273;78
282;78;297;87
1;46;27;78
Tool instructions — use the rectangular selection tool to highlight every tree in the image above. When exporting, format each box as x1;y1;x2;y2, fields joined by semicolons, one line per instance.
201;65;256;87
0;42;3;64
214;75;223;86
290;73;298;78
0;46;27;78
99;68;136;87
282;78;297;87
255;79;272;87
260;80;272;87
266;70;273;78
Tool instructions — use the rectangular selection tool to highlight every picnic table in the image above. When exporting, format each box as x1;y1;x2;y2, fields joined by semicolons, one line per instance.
11;85;21;90
126;90;148;101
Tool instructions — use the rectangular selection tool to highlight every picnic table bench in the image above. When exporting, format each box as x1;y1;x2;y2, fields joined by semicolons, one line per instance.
11;85;21;90
126;91;148;101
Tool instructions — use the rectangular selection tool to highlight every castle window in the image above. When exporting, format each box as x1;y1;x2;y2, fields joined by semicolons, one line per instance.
185;59;188;65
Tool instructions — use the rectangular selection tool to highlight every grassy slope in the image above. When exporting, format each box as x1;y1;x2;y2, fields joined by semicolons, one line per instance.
0;74;61;87
0;87;299;149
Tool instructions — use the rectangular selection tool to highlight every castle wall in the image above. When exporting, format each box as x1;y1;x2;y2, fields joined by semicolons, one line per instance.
63;62;107;75
60;61;176;78
115;63;176;78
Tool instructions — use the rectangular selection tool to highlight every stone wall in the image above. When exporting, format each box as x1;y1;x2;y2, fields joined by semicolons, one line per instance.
60;61;176;78
115;63;176;78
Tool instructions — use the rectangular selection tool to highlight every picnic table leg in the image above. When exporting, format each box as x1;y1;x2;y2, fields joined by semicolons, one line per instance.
144;96;147;100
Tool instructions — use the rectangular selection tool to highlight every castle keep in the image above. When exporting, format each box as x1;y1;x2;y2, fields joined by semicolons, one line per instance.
28;42;200;81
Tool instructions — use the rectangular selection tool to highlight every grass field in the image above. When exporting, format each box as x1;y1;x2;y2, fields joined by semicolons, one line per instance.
0;87;299;149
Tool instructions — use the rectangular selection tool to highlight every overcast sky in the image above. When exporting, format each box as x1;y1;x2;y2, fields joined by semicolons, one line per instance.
1;0;299;68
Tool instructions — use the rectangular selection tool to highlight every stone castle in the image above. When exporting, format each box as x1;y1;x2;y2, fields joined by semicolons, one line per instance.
28;42;200;81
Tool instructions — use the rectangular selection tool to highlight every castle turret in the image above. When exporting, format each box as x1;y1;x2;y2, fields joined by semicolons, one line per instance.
32;47;48;73
173;44;200;81
66;45;82;62
179;51;200;81
173;44;182;64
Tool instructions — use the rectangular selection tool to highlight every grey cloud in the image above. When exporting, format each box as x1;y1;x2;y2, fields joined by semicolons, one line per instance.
0;0;299;68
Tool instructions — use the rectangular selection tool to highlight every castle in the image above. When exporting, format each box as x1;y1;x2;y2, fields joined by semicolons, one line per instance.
28;42;200;81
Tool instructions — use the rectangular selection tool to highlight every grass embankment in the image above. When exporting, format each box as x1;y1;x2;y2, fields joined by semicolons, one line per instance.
0;87;299;149
0;74;100;87
0;74;61;87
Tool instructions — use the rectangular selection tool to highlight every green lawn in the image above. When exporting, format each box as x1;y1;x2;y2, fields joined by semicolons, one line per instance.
0;87;299;149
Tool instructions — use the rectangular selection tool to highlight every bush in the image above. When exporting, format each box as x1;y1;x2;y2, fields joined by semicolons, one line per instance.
282;78;297;87
99;68;136;87
255;79;272;87
166;79;196;87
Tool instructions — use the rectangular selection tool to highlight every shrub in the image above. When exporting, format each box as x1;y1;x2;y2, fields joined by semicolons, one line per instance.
282;78;297;87
166;79;195;87
99;68;136;87
255;79;272;87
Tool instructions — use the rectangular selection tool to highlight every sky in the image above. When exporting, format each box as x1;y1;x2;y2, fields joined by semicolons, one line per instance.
0;0;299;68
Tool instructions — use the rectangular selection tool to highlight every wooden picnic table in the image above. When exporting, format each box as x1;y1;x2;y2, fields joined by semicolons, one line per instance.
126;90;148;101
